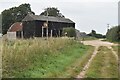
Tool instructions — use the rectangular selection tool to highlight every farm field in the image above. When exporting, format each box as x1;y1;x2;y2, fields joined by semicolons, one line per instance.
2;38;94;78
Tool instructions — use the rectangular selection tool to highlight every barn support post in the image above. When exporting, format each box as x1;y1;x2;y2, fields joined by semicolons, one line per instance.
42;26;43;37
59;30;60;37
46;27;48;39
51;29;53;37
21;31;23;39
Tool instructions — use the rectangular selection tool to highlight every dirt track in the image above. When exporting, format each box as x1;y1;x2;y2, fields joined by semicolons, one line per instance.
77;39;118;78
81;39;117;47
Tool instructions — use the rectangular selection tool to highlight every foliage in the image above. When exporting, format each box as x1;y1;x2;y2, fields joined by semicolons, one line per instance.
106;26;120;42
2;3;34;34
40;7;65;17
91;30;96;36
62;27;76;37
88;30;106;38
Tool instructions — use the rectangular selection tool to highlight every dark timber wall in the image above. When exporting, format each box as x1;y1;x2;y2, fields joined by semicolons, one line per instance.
22;20;75;38
23;21;36;38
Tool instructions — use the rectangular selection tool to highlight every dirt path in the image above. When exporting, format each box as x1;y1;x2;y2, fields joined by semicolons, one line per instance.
77;39;118;78
77;46;98;78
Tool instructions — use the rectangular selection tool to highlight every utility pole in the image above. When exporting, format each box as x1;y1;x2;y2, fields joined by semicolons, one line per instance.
107;24;110;31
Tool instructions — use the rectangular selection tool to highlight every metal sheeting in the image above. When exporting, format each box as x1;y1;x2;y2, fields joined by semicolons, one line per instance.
7;22;23;32
22;14;75;23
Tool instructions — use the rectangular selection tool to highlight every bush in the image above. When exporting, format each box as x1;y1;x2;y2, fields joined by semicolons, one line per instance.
62;27;76;37
106;26;120;42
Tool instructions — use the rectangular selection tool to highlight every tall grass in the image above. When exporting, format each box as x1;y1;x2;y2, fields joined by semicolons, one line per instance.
2;38;91;78
2;38;65;77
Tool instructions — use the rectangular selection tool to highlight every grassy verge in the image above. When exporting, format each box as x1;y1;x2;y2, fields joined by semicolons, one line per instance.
85;46;118;78
79;36;97;41
2;38;93;78
112;45;119;55
59;45;94;78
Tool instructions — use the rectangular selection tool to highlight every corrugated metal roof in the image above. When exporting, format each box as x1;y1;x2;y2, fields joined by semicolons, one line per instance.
8;22;23;32
22;14;75;23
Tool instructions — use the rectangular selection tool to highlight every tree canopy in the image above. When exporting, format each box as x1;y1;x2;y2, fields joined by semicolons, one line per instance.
2;3;34;34
40;7;65;18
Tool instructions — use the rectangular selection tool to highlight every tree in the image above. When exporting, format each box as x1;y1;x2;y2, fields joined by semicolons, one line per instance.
2;3;35;34
40;7;65;17
87;30;96;36
91;30;96;36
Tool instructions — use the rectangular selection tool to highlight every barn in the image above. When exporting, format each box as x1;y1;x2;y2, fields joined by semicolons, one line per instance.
7;14;75;39
22;14;75;38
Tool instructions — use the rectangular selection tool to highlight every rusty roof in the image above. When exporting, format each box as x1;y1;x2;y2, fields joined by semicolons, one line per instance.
8;22;23;32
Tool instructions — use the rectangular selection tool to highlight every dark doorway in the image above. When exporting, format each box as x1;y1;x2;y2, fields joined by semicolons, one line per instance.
16;31;22;38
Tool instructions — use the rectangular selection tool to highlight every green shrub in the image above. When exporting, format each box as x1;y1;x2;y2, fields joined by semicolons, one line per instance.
106;26;120;42
62;27;76;37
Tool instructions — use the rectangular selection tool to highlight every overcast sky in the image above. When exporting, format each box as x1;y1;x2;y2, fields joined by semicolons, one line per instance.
0;0;119;34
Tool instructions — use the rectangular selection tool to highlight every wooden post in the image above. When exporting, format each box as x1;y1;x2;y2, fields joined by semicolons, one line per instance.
21;31;23;39
42;26;43;37
59;30;60;37
46;27;48;39
51;30;52;37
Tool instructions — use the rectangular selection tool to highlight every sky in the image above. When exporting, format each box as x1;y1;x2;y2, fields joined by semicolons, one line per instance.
0;0;119;35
